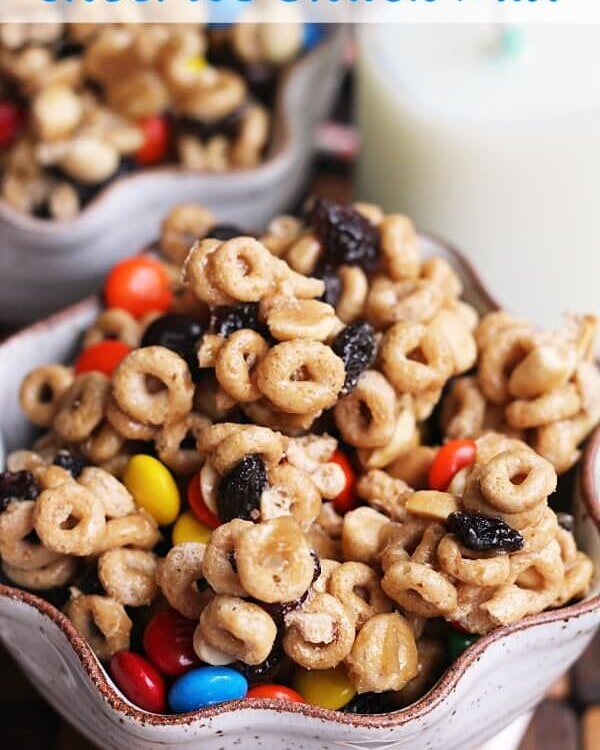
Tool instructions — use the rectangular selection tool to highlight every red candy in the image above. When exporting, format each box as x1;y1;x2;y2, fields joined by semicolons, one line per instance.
428;439;477;492
0;101;25;150
247;684;304;703
143;609;199;676
136;115;170;166
187;473;220;529
104;256;172;319
74;340;131;377
329;450;358;515
109;651;167;713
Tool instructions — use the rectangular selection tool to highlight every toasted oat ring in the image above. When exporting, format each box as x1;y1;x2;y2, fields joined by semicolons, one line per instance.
155;412;210;476
479;449;556;513
183;239;235;306
282;592;355;670
519;506;559;554
198;594;277;666
337;265;368;324
260;464;321;531
196;422;249;454
230;104;269;168
79;421;125;464
209;237;274;302
328;561;392;629
284;233;321;273
105;396;157;441
555;551;593;606
161;203;216;265
504;384;581;429
95;511;161;554
242;399;321;436
266;298;337;342
19;365;74;428
440;376;486;440
202;519;252;597
112;346;194;426
429;309;477;376
478;325;535;405
381;322;453;394
379;214;420;281
65;594;131;661
179;68;246;122
156;542;213;620
366;277;444;328
53;373;110;443
421;257;463;299
3;556;78;591
78;467;135;519
334;370;396;449
256;340;345;415
212;425;284;475
272;261;326;300
34;482;106;556
382;560;458;618
83;308;140;349
437;535;511;587
5;450;47;475
215;329;269;403
98;548;158;607
0;500;63;570
236;516;315;604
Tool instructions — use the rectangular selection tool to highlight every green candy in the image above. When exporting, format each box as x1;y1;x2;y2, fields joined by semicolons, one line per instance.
448;630;479;662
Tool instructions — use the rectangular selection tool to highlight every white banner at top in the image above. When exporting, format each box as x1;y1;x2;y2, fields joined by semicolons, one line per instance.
0;0;598;25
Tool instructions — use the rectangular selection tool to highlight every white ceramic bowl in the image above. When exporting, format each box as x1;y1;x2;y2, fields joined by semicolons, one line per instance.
0;235;598;750
0;27;346;326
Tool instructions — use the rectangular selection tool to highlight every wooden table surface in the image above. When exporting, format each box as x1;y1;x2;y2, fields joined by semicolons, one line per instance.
1;74;599;750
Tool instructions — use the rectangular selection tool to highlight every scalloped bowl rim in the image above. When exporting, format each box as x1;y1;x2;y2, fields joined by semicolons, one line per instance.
0;234;599;730
0;29;341;236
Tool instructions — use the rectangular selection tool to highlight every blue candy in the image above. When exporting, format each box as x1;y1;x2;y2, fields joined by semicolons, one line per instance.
168;667;248;713
303;23;326;51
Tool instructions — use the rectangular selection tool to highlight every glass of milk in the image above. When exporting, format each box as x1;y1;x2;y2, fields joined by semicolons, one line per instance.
356;25;600;326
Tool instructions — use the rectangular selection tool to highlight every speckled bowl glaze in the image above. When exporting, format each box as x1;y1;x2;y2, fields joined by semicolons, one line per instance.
0;236;598;750
0;27;346;326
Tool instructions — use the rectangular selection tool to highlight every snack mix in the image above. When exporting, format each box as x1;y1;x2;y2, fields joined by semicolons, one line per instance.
0;21;317;219
1;197;598;715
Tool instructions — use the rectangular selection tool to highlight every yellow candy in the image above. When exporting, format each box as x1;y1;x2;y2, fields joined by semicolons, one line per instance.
172;511;212;545
292;665;356;710
123;455;180;526
185;55;208;73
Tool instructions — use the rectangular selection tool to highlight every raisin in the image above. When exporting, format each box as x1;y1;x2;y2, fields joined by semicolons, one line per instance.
344;692;395;714
140;313;203;382
211;302;264;338
53;451;87;478
447;511;524;553
331;321;378;395
0;470;39;511
210;224;245;242
217;454;268;523
318;270;341;308
235;642;285;683
309;198;379;273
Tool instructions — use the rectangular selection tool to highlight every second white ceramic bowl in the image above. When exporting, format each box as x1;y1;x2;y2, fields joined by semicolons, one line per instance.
0;235;598;750
0;28;346;326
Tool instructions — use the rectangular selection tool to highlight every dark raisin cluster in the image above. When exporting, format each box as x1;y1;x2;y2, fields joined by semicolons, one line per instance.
211;302;264;338
235;642;285;683
331;321;378;395
141;313;204;382
344;692;396;714
217;454;268;523
309;198;380;273
447;511;524;553
53;451;88;478
0;470;39;511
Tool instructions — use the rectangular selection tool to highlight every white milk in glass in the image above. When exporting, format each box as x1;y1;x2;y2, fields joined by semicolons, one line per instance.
356;25;600;327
